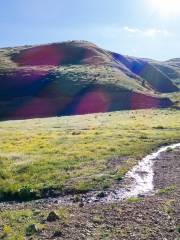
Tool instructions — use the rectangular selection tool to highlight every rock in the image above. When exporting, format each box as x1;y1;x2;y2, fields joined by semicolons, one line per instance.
73;195;80;203
26;224;38;236
138;194;145;198
72;131;81;135
161;165;168;168
168;227;175;232
53;230;62;237
47;211;60;222
79;202;84;208
40;219;46;224
97;191;106;198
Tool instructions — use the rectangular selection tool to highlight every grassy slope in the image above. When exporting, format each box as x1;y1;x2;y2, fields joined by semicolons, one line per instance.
0;41;144;94
111;52;179;93
147;58;180;88
0;41;178;120
0;109;180;201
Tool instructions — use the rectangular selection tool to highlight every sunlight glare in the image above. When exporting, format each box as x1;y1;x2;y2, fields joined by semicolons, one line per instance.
149;0;180;17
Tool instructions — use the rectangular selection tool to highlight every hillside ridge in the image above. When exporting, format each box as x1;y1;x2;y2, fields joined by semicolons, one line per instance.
0;40;179;120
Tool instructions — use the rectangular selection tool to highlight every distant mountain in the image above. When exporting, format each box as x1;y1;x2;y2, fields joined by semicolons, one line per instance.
0;41;179;120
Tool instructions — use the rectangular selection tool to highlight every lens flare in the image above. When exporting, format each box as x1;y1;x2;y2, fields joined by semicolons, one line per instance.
149;0;180;17
74;89;111;115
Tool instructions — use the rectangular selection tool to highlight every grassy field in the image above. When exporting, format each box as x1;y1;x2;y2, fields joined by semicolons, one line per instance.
0;109;180;201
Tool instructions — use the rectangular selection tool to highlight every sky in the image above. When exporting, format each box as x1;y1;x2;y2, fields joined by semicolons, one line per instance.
0;0;180;60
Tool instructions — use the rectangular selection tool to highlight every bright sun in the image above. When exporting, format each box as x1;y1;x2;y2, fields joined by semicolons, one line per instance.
149;0;180;17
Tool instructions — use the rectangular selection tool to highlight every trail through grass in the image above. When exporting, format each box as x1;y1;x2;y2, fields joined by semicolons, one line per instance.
0;109;180;201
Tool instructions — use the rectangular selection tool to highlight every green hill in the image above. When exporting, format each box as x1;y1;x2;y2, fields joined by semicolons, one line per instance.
0;41;179;120
111;53;179;93
149;58;180;88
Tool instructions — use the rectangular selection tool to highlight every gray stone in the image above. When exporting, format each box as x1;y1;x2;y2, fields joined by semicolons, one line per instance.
47;211;60;222
26;224;38;236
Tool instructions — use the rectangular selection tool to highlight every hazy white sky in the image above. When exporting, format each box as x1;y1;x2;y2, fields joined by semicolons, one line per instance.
0;0;180;60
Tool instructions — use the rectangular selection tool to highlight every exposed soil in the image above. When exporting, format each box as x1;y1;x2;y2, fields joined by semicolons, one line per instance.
154;148;180;230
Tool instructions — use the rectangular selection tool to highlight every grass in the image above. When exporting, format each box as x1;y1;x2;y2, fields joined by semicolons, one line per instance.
54;64;146;92
0;109;180;201
157;185;176;195
162;200;175;214
126;197;144;204
0;207;68;239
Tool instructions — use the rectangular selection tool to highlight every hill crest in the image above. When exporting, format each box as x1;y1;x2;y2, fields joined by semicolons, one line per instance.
0;40;179;120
